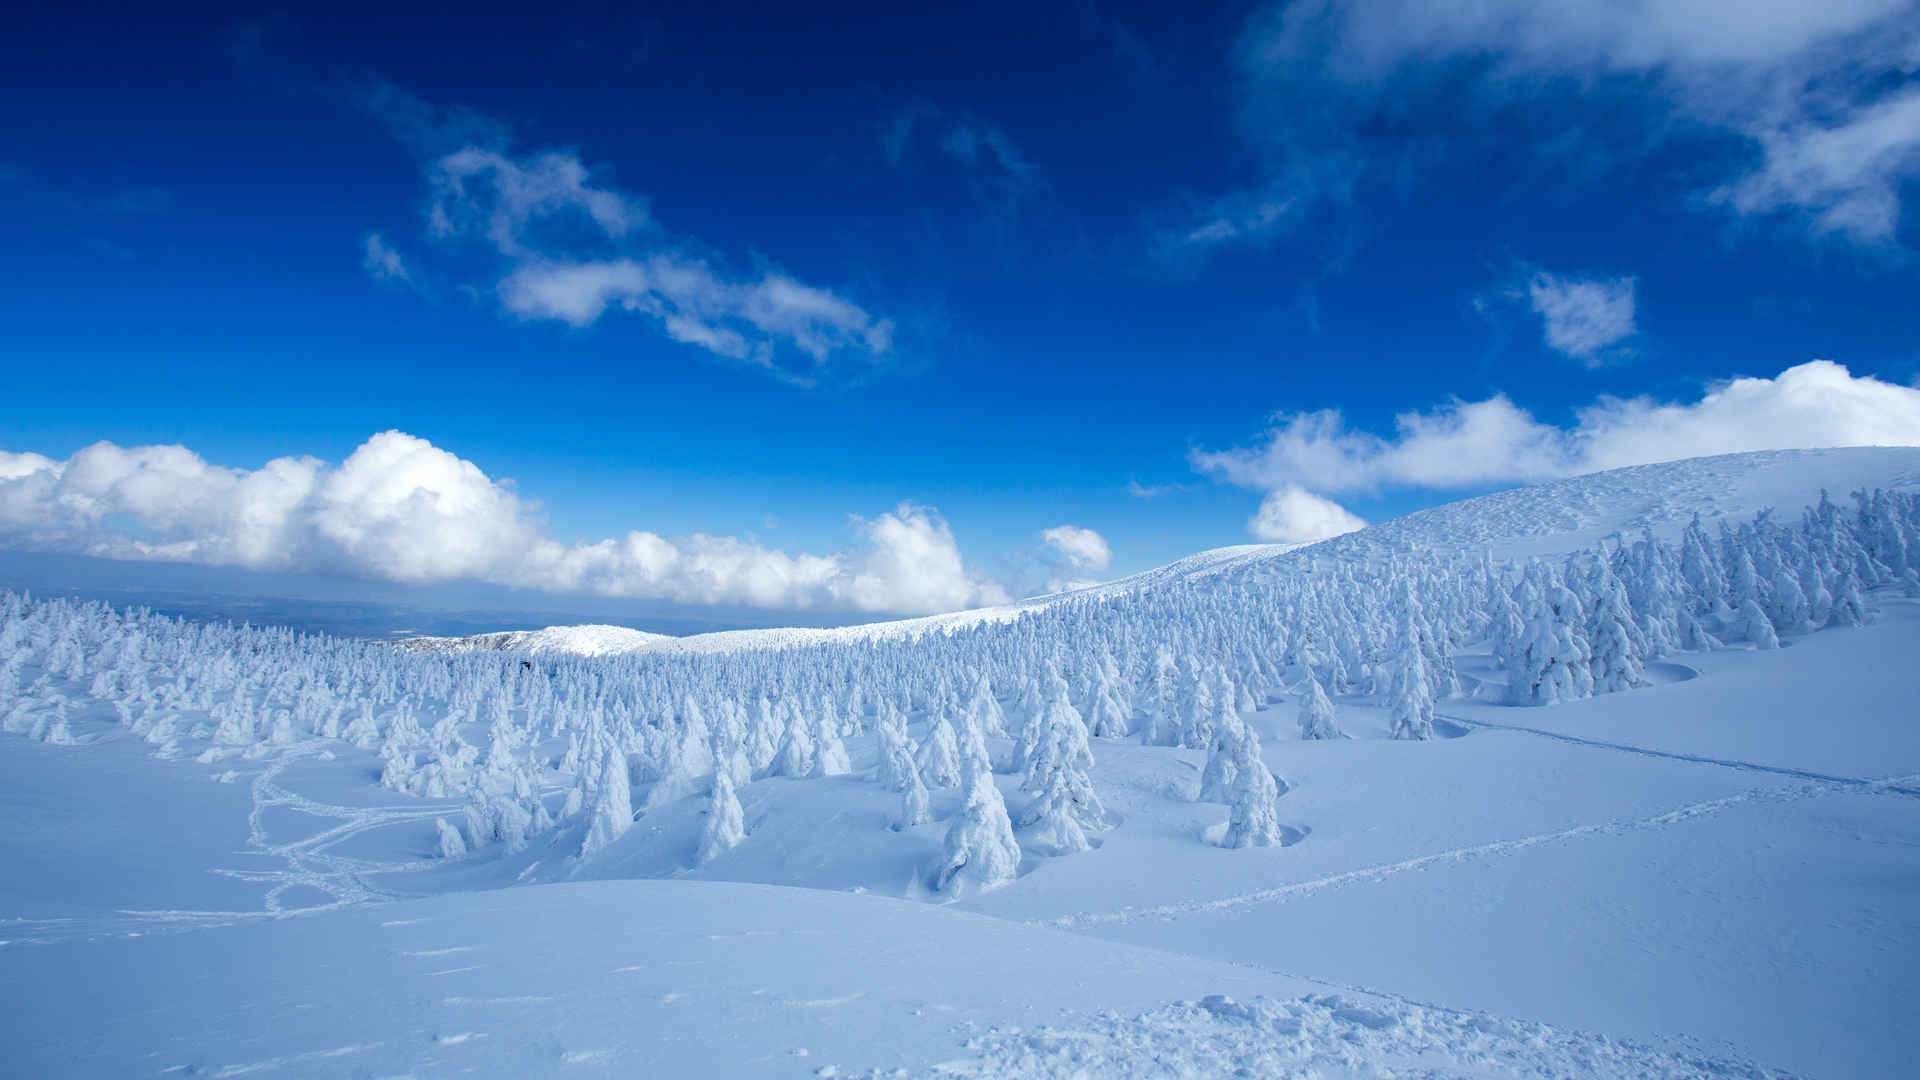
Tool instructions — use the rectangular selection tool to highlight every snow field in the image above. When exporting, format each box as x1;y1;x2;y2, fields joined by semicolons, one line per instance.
2;448;1918;1076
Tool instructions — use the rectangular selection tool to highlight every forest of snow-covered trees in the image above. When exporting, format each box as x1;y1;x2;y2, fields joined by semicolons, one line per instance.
3;488;1916;895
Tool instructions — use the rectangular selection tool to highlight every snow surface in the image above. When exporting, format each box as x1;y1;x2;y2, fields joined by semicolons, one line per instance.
3;447;1918;1078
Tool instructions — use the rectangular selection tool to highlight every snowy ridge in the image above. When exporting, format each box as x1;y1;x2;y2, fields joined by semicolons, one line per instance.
399;448;1920;659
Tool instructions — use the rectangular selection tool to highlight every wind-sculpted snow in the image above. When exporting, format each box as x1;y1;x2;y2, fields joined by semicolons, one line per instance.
927;992;1784;1079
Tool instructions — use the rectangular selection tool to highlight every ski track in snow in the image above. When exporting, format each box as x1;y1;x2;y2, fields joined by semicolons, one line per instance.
1042;771;1920;930
1438;711;1920;797
215;743;450;913
6;743;451;945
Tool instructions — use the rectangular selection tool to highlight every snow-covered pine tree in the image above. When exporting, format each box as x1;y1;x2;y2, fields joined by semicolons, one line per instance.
917;708;962;788
1222;727;1282;849
1389;641;1435;740
1197;696;1243;802
697;768;746;864
1738;597;1780;650
965;672;1007;738
811;694;852;777
1585;560;1647;694
768;699;816;778
1019;683;1105;853
933;718;1022;894
1296;670;1342;739
580;740;633;857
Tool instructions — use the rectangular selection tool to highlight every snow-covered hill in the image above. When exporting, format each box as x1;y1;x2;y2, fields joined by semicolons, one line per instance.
4;447;1918;1077
402;622;682;657
400;447;1920;659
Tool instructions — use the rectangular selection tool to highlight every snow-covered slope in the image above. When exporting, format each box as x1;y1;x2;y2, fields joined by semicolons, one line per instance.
402;623;680;657
4;447;1919;1077
402;447;1920;658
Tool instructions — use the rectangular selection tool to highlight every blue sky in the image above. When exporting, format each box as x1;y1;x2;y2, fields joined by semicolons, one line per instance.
5;1;1920;623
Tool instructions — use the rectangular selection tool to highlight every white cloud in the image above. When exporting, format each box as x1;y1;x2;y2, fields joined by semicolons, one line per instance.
427;147;646;257
848;505;1009;613
1524;270;1637;364
1040;525;1112;572
1278;0;1905;76
362;232;412;285
1034;524;1113;595
0;432;1005;616
1248;485;1367;544
1194;360;1920;533
364;84;892;383
1720;89;1920;241
1237;0;1920;242
496;256;893;381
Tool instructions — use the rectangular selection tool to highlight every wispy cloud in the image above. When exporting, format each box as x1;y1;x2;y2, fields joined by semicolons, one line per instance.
883;102;1038;205
1124;478;1191;499
357;80;894;386
361;232;413;286
1202;0;1920;249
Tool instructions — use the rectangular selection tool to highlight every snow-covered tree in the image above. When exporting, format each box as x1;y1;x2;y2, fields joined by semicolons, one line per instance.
768;700;816;778
1738;597;1780;650
1222;728;1282;849
933;729;1022;894
1296;671;1342;740
435;817;467;859
811;695;852;777
580;741;633;857
697;768;747;864
917;709;962;788
1197;698;1243;802
1019;684;1105;853
1508;584;1595;707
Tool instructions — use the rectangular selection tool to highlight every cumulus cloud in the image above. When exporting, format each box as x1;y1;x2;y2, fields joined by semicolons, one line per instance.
1248;485;1367;544
0;432;1005;616
361;82;893;385
1194;359;1920;534
1523;270;1637;364
1040;525;1112;572
1032;524;1112;595
1234;0;1920;242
